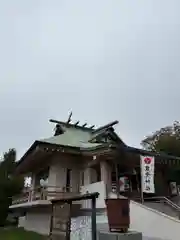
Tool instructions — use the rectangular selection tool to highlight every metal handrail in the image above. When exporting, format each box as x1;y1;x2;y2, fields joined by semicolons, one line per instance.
163;197;180;211
144;196;180;212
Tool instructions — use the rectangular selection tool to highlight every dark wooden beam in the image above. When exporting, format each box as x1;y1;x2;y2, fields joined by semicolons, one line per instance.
67;111;72;123
89;131;106;142
49;119;62;124
50;119;95;131
74;121;80;126
92;120;118;133
82;123;87;127
51;192;99;203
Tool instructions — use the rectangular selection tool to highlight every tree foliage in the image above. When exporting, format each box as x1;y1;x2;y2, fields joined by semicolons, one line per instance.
141;121;180;183
0;149;24;226
141;121;180;157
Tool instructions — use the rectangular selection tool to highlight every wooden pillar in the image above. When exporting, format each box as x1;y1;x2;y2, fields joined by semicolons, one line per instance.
48;159;66;191
71;169;80;192
100;161;112;191
91;168;98;183
84;168;93;185
30;173;36;201
91;196;97;240
155;165;166;196
115;163;120;198
162;165;170;196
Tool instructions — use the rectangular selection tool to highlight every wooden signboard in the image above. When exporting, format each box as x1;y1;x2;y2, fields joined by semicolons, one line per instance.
51;202;71;240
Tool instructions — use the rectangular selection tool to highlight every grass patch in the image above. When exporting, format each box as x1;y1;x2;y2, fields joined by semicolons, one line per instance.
0;227;46;240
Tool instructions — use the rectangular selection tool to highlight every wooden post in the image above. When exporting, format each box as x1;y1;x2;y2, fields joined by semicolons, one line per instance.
91;196;97;240
140;158;144;204
66;202;71;240
115;162;120;198
135;170;140;193
49;204;54;239
141;185;144;204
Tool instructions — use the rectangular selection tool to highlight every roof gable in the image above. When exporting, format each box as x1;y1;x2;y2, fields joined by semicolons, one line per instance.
40;120;125;148
40;126;93;148
17;119;124;169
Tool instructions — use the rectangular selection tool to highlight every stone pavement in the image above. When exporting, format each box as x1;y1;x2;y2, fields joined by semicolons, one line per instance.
143;237;167;240
143;237;166;240
97;223;166;240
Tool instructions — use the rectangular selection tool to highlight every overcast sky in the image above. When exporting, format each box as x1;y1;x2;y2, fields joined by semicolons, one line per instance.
0;0;180;159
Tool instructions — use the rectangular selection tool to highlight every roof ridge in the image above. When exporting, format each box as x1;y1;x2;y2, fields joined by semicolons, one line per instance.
49;119;96;131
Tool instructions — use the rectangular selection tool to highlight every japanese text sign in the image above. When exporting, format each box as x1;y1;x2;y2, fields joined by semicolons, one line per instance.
140;156;155;193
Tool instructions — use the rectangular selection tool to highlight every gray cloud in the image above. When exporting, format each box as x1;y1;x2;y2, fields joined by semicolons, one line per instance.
0;0;180;159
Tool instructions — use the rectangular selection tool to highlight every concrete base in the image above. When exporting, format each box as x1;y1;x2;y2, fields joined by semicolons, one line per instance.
98;230;142;240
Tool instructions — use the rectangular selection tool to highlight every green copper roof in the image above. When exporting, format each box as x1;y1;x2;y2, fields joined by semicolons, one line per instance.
40;126;102;149
36;119;122;151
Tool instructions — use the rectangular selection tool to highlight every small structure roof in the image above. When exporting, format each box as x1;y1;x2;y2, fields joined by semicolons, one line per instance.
51;192;99;204
120;145;180;162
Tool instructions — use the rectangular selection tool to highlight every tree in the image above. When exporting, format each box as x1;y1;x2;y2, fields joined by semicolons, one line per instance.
141;121;180;183
0;149;24;226
141;121;180;156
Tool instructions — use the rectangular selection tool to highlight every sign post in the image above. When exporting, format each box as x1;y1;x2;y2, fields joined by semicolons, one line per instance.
140;156;155;203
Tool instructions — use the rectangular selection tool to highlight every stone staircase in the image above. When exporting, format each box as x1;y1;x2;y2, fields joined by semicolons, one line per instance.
130;200;180;240
142;197;180;220
144;201;179;219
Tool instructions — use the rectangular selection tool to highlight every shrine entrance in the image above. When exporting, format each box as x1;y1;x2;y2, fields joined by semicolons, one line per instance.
109;146;180;202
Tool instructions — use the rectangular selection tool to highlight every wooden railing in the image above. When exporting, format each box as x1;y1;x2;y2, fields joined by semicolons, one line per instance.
12;186;79;205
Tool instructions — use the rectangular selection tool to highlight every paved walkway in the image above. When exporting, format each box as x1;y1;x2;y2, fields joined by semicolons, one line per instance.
143;237;166;240
98;223;166;240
